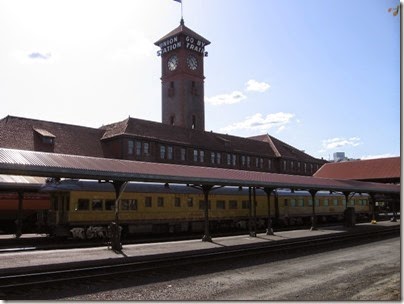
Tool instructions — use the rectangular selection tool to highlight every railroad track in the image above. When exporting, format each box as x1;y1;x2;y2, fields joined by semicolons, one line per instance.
0;220;379;253
0;225;399;297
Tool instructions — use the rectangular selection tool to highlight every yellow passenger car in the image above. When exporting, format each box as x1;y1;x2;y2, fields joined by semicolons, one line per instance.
45;180;370;238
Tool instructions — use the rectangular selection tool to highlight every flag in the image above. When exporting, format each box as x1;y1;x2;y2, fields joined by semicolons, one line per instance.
173;0;182;3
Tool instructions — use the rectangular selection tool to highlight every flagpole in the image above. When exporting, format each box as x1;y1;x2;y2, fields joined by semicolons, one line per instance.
181;1;183;21
174;0;184;24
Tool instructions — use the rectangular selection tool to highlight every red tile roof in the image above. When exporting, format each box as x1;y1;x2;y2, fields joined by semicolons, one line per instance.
314;157;401;182
0;116;105;157
249;134;326;164
0;116;326;170
102;117;278;157
0;148;399;194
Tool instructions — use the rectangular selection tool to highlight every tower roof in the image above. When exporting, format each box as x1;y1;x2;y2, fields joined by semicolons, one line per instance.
154;20;210;46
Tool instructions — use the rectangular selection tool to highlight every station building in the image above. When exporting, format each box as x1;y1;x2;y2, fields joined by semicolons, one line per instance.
0;20;326;176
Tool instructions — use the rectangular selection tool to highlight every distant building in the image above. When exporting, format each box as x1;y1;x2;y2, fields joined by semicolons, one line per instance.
333;152;346;162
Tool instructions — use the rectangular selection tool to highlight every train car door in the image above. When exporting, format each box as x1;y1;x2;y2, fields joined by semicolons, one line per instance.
50;192;69;225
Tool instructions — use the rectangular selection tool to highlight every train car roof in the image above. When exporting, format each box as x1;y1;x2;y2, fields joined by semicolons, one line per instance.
0;148;399;195
41;180;367;197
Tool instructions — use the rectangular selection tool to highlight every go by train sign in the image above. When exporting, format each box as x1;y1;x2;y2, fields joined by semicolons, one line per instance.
156;34;209;56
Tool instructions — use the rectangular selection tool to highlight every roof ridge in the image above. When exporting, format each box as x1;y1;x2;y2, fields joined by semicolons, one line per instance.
264;134;282;158
0;115;100;130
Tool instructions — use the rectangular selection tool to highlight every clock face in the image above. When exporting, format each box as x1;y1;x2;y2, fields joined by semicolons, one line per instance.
187;55;198;70
167;55;178;71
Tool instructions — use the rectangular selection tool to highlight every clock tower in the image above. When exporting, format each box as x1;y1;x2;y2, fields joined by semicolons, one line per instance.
155;19;210;131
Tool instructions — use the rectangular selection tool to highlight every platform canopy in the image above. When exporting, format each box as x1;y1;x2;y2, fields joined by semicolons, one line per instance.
0;148;400;194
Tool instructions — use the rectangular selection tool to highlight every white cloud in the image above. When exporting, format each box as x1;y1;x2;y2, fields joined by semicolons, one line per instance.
245;79;270;93
28;52;52;60
321;137;361;150
220;112;295;133
205;91;247;106
12;50;56;64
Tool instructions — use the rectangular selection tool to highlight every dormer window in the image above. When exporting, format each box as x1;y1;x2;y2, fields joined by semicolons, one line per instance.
34;128;56;144
33;128;56;152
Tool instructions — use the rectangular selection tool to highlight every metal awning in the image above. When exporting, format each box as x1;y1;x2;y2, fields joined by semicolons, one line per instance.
0;148;400;194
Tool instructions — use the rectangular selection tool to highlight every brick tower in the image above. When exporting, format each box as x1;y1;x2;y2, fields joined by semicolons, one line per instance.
155;19;210;131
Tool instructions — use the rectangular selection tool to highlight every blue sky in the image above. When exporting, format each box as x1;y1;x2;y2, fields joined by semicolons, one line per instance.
0;0;400;161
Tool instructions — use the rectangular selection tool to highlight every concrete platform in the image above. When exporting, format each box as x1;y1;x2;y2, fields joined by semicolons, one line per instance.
0;220;399;275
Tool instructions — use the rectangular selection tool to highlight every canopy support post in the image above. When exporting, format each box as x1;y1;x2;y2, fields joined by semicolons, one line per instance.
15;191;24;238
104;180;128;252
264;187;275;235
309;189;318;231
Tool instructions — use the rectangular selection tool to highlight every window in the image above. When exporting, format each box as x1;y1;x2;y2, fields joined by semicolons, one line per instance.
217;153;221;164
121;199;137;211
333;199;339;206
192;115;198;129
167;146;173;160
92;199;103;211
297;198;304;207
157;197;164;207
187;197;193;207
199;150;204;163
76;199;90;211
211;152;215;164
160;145;166;159
135;141;142;156
242;200;249;209
180;148;186;161
105;200;115;210
290;199;296;207
323;199;329;207
229;200;238;209
145;197;152;208
283;160;287;171
175;197;181;207
128;140;134;155
199;200;211;210
227;154;231;165
241;156;246;166
42;137;54;144
260;158;264;169
193;149;198;162
232;154;236;166
143;142;150;156
268;159;272;170
216;200;225;209
246;156;251;167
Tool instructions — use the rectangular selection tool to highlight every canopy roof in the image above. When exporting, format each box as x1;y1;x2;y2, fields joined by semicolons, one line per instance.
314;157;401;183
0;148;399;194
